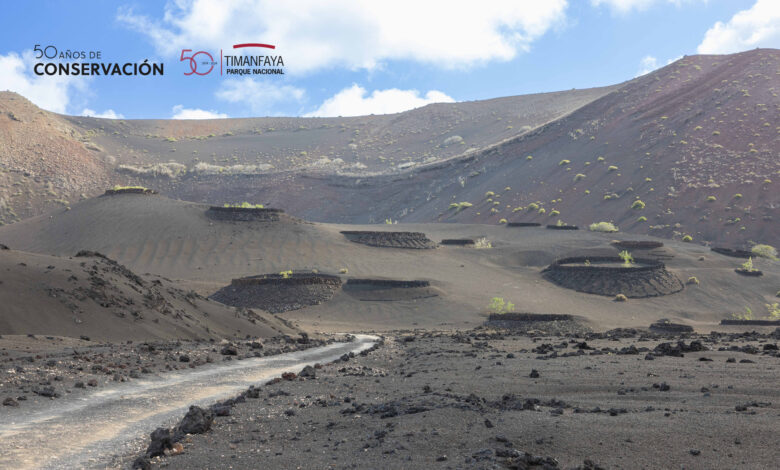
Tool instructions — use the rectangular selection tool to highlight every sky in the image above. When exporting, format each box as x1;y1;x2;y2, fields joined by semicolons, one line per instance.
1;0;778;120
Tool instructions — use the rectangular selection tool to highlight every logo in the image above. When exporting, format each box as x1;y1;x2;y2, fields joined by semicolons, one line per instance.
180;43;284;77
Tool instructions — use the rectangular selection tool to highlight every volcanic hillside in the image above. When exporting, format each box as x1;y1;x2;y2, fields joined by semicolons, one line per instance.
161;49;777;247
1;49;777;247
1;192;777;333
0;86;614;223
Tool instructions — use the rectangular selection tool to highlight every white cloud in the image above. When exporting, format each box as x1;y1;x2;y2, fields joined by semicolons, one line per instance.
216;78;304;115
118;0;568;73
171;105;228;119
697;0;780;54
637;55;659;75
636;54;682;76
81;108;125;119
0;51;87;113
591;0;703;13
305;85;454;117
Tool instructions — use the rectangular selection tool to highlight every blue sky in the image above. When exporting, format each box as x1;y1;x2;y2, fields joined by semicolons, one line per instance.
1;0;778;119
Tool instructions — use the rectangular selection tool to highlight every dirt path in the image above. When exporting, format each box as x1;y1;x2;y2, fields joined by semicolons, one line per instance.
0;335;378;469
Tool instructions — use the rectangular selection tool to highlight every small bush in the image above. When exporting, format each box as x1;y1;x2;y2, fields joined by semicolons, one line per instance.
618;250;634;266
474;237;492;249
279;270;293;279
765;303;780;320
706;196;717;202
637;216;647;222
686;276;700;285
589;222;618;232
731;307;753;321
740;257;756;272
631;200;646;210
574;173;586;182
614;294;628;302
751;244;778;260
559;159;570;166
498;218;507;224
339;268;349;274
488;297;514;314
682;235;693;242
733;193;742;199
449;202;473;212
485;191;495;198
607;165;618;172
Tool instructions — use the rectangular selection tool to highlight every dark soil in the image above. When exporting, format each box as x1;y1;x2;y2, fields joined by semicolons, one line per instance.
612;240;664;250
484;313;589;335
541;256;684;298
507;222;542;227
343;279;439;301
103;188;158;196
734;269;763;277
205;207;284;222
720;319;780;326
440;239;475;245
340;231;437;249
711;247;752;258
210;273;342;313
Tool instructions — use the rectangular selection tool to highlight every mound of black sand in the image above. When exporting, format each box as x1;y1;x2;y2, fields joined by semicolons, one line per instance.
440;239;475;246
541;256;684;298
720;319;780;326
711;247;752;258
546;224;579;230
484;312;590;335
649;319;693;334
210;273;342;313
343;278;438;301
340;231;437;249
205;206;284;222
612;240;664;250
734;268;763;277
103;187;158;196
507;222;542;227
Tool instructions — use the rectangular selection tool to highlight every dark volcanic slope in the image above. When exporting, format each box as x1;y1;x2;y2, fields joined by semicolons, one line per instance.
1;194;777;333
0;49;776;246
188;49;776;246
0;247;297;341
0;86;613;224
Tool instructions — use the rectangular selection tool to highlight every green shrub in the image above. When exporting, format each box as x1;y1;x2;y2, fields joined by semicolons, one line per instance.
485;191;495;198
740;257;756;272
751;244;778;260
614;294;627;302
618;250;634;266
682;235;693;242
488;297;515;314
498;218;507;224
637;216;647;222
686;276;699;285
589;221;618;232
559;159;570;166
731;307;753;321
474;237;492;249
631;200;646;210
279;270;293;279
574;173;586;182
706;196;717;202
449;202;473;212
607;165;618;172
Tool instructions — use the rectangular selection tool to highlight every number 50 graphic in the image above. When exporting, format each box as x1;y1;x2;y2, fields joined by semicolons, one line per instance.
180;49;215;75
